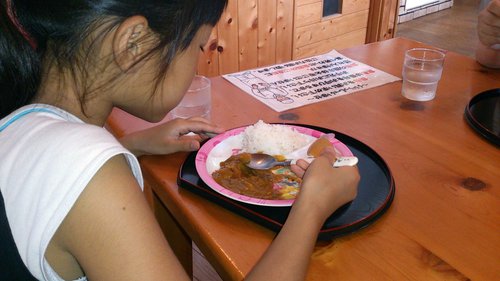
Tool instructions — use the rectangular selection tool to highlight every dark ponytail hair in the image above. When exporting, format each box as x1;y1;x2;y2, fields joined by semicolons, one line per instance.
0;0;227;118
0;1;40;118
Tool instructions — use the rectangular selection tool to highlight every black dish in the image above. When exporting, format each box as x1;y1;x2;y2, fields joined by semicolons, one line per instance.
178;124;395;240
464;88;500;146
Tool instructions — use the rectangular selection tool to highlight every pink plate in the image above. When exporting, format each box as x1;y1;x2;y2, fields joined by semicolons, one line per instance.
195;125;353;206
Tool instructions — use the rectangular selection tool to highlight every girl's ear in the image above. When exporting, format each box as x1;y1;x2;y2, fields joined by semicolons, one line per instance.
113;15;150;71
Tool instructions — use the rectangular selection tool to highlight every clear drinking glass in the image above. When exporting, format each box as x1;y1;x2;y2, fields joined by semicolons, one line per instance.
171;75;211;120
402;48;445;101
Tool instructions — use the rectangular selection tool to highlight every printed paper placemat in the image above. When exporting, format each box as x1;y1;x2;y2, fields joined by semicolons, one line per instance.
223;50;401;112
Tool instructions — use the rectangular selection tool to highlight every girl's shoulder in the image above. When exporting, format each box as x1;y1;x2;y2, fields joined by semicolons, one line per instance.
0;104;144;280
1;104;122;157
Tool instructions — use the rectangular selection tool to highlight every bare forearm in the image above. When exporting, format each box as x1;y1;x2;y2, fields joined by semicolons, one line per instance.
119;132;147;157
245;202;325;281
117;118;224;157
246;154;359;280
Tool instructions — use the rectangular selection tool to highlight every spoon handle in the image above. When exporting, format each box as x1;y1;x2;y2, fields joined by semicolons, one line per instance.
275;159;293;167
333;156;358;167
289;156;358;167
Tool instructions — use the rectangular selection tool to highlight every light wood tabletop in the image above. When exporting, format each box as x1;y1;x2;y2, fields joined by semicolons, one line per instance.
107;37;500;281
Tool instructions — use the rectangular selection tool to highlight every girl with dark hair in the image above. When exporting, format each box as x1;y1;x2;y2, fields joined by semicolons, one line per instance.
0;0;359;280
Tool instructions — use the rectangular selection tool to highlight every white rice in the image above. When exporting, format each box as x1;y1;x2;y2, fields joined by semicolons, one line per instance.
241;120;309;155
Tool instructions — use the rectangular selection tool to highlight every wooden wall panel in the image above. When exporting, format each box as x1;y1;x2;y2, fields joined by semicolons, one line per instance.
276;0;294;63
294;28;367;58
296;0;321;5
238;0;259;71
258;0;278;66
295;2;323;27
292;0;370;59
342;0;370;14
197;27;220;77
217;0;240;74
366;0;399;43
197;0;294;77
197;0;398;76
387;0;399;37
295;10;369;47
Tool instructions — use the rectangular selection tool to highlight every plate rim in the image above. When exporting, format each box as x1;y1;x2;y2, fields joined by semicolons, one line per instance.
195;124;354;207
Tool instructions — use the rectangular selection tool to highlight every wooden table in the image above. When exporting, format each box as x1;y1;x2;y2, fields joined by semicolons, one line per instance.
107;37;500;281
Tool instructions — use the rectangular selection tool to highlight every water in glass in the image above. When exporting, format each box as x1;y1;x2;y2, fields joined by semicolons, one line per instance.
402;61;443;101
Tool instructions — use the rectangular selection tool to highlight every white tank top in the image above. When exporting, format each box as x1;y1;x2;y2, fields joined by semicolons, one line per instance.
0;104;143;281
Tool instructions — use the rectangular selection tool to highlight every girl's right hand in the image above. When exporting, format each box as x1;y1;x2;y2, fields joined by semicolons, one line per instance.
291;146;360;223
246;146;359;281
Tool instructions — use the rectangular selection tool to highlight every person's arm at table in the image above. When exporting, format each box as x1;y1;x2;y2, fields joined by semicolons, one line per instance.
246;147;360;281
46;155;191;281
476;0;500;68
119;119;358;280
118;117;224;156
478;0;500;47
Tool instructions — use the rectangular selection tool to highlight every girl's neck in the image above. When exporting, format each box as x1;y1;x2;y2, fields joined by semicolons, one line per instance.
33;67;113;127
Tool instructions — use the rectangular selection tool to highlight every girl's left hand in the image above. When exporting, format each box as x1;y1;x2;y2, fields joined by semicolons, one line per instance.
119;117;224;156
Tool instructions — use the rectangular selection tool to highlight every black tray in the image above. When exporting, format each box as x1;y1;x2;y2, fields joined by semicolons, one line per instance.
464;88;500;146
178;124;395;240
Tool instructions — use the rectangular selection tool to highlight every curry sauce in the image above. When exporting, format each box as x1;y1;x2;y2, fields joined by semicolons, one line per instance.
212;153;302;200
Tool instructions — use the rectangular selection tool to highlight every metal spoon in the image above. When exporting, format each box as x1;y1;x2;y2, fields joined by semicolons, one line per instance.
246;153;358;170
245;153;292;170
185;131;219;138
